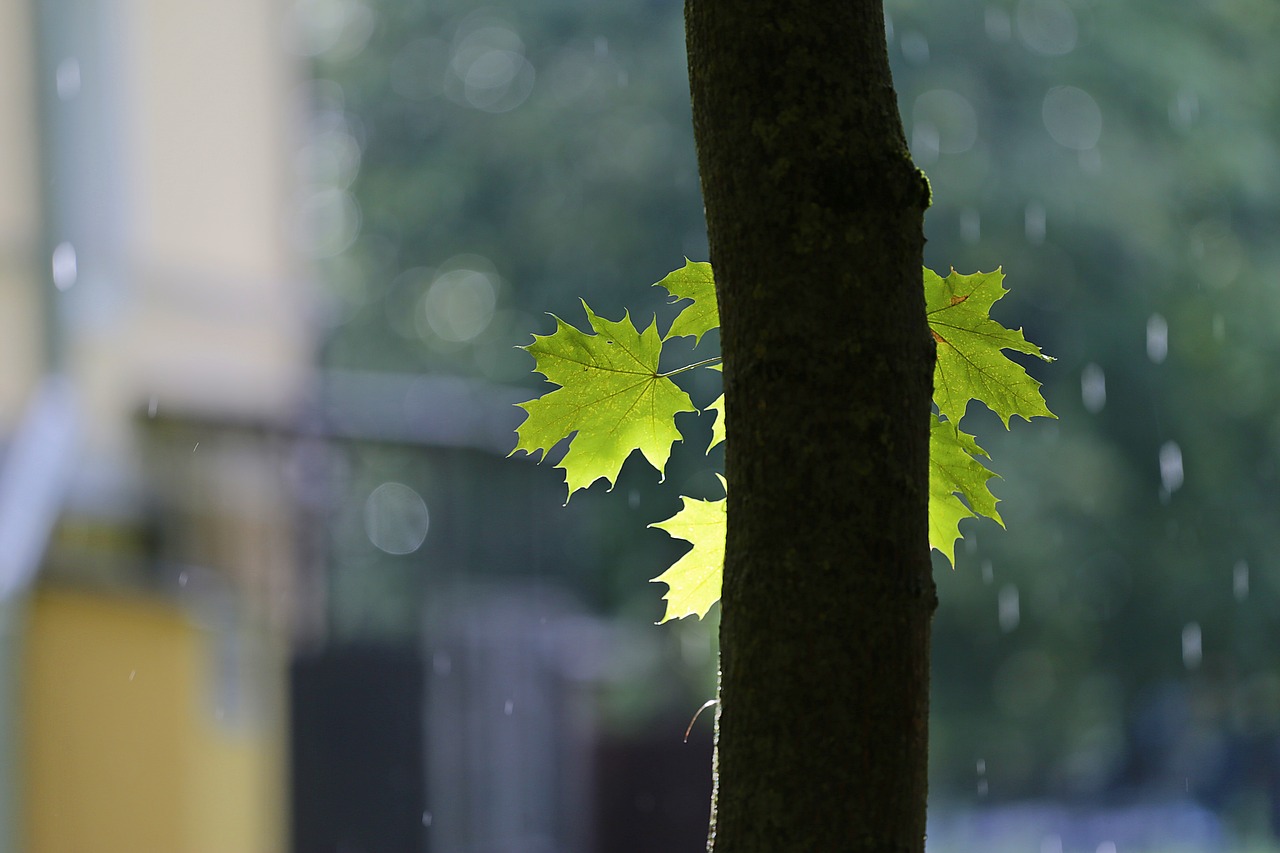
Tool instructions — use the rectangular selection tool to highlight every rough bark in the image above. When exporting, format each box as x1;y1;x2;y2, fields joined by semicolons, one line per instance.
685;2;937;851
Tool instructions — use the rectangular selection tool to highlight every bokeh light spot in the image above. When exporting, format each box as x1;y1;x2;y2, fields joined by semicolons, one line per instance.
914;89;979;155
1016;0;1078;56
1042;86;1102;150
364;482;430;555
422;266;498;343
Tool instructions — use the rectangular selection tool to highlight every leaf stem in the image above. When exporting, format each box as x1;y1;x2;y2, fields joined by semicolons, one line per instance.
660;356;723;378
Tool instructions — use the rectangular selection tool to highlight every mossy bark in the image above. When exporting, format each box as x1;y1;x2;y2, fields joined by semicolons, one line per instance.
685;2;937;851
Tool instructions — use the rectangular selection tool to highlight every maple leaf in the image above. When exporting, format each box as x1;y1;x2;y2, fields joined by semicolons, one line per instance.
512;301;696;497
925;268;1055;426
513;263;1054;612
929;414;1002;566
655;260;719;344
650;479;727;621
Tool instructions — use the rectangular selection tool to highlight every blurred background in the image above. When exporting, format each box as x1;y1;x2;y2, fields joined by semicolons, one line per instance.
1;0;1278;851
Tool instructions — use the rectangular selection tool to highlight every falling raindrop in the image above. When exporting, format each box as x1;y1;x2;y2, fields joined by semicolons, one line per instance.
1159;441;1183;494
1025;202;1046;244
148;396;159;417
998;584;1020;632
129;669;136;682
1233;560;1249;602
884;11;894;41
1146;314;1168;363
1097;842;1117;853
52;242;77;290
982;560;994;585
960;208;981;245
422;811;433;827
1182;622;1202;669
976;759;986;775
1081;363;1106;413
628;489;640;510
504;699;514;715
178;571;189;587
977;778;989;797
56;58;81;100
1041;836;1063;853
1212;314;1225;342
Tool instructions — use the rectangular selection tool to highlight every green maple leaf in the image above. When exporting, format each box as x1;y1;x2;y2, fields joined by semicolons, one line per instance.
929;414;1002;566
650;478;727;622
514;263;1053;611
512;301;696;497
655;260;718;344
925;267;1055;426
706;394;725;452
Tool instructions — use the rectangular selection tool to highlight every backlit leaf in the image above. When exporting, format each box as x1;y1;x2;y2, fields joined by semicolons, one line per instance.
655;260;718;344
650;481;727;621
925;267;1055;426
512;302;696;497
514;263;1053;604
929;414;1002;566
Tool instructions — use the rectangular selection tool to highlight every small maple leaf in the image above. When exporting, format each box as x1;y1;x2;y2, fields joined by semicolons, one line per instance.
926;268;1055;427
654;260;719;344
512;301;696;497
650;478;727;621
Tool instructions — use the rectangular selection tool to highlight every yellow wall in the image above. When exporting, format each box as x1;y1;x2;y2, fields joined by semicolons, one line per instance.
20;588;285;853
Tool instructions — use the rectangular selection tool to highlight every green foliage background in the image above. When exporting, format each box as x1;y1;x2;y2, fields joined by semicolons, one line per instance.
307;0;1280;830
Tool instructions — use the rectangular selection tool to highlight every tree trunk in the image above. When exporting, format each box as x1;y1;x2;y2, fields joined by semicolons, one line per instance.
685;3;936;851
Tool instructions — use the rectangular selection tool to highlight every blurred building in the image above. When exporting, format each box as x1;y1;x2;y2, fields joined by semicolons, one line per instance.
0;2;721;852
0;1;312;851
